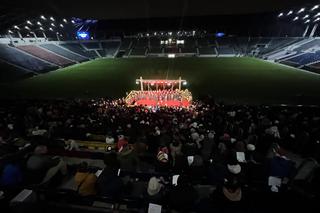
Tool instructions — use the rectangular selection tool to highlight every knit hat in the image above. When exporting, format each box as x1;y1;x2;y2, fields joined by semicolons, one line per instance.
34;145;48;155
147;177;162;196
157;148;169;163
227;164;241;175
247;144;256;151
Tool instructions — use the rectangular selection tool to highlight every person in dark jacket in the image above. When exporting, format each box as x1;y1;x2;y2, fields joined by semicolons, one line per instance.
96;152;123;198
167;175;199;212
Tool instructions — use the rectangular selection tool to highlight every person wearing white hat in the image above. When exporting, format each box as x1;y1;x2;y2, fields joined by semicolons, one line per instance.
147;177;162;196
227;164;241;175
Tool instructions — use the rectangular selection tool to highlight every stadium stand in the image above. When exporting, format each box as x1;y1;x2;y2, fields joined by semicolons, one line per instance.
60;43;98;59
17;45;75;67
40;44;88;62
0;60;33;82
281;52;320;67
130;47;147;56
82;42;101;50
0;44;57;73
101;41;121;57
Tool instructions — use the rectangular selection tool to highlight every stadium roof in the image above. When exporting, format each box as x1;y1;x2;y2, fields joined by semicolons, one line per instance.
2;0;318;20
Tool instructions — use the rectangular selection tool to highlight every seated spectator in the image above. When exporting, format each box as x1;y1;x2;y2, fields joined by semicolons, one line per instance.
26;145;67;184
144;176;165;204
96;153;123;198
167;175;199;212
74;162;97;196
0;160;23;188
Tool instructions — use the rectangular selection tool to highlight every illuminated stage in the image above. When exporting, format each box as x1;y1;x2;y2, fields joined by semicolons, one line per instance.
125;77;192;107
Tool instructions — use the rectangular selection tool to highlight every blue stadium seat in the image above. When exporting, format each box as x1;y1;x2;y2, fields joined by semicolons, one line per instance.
0;44;57;73
40;44;88;62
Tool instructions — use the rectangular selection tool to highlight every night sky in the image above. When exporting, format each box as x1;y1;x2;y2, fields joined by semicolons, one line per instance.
2;0;318;19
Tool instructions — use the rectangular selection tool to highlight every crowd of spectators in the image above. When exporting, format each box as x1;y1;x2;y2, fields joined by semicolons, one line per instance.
0;98;320;212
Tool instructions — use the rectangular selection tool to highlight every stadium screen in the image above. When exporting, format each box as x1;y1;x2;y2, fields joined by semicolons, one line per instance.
77;31;90;40
215;32;225;38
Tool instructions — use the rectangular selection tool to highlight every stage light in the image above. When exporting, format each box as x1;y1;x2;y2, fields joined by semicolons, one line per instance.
293;16;299;21
59;24;64;28
305;19;310;24
311;5;319;11
136;81;139;85
37;21;42;26
24;26;30;30
168;32;172;36
278;13;284;17
71;20;75;24
13;25;20;30
49;27;53;31
297;8;305;14
63;19;67;23
26;20;32;25
314;12;320;17
51;23;55;27
50;17;55;21
314;17;320;22
287;10;293;16
8;30;13;33
183;81;187;86
302;14;310;20
39;27;44;31
40;15;46;20
154;32;157;36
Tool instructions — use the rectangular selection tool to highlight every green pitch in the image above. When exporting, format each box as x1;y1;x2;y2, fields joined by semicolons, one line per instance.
1;57;320;104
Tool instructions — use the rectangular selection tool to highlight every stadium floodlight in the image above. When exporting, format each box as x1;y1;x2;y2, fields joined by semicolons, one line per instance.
40;15;46;20
24;26;30;30
304;19;310;24
63;18;67;23
293;16;299;21
297;8;305;14
71;20;75;24
50;17;55;21
51;23;55;27
311;5;319;11
39;27;44;31
49;27;53;31
278;12;284;17
13;25;20;30
37;21;42;26
302;14;310;20
287;10;293;16
314;12;320;18
26;20;32;25
59;24;64;28
8;30;13;34
314;17;320;22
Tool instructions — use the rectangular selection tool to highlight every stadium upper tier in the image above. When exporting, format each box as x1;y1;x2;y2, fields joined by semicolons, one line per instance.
1;36;320;82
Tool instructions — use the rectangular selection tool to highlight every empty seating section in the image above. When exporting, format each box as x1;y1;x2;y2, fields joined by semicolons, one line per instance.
0;60;33;82
282;52;320;67
293;39;320;52
164;47;180;54
180;38;196;53
0;44;57;72
82;42;101;49
130;48;146;56
217;38;236;55
60;43;98;59
40;44;88;62
198;47;215;55
17;45;74;67
101;41;120;56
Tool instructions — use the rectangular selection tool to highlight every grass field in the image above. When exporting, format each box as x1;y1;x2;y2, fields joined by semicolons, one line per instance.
1;57;320;104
